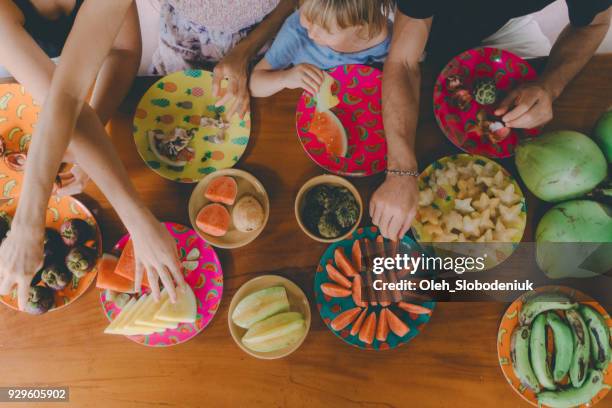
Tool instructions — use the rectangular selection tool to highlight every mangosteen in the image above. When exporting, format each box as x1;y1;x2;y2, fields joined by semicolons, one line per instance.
31;269;43;286
59;218;93;247
25;286;55;315
0;215;10;242
41;264;72;291
43;228;66;263
65;246;97;278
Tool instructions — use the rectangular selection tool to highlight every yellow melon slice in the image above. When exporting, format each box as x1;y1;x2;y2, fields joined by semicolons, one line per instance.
104;297;137;335
114;295;160;336
154;286;197;324
135;291;178;330
316;73;339;112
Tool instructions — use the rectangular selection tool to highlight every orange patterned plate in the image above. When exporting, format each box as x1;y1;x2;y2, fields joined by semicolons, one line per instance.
0;195;102;312
497;286;611;407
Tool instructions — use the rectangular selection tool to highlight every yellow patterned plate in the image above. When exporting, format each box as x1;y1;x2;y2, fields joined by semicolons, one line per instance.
133;70;251;183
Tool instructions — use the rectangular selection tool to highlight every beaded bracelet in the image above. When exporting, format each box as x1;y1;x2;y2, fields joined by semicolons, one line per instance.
385;169;420;177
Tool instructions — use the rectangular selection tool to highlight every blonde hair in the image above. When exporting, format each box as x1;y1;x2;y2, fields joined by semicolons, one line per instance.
300;0;393;39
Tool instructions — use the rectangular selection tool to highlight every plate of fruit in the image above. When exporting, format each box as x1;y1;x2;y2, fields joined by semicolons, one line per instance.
296;64;387;177
228;275;311;359
133;70;251;183
188;168;269;249
413;154;526;268
98;222;223;347
433;47;541;158
498;286;611;407
314;226;436;350
0;195;101;314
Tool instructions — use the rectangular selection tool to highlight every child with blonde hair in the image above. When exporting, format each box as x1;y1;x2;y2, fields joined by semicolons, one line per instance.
250;0;394;96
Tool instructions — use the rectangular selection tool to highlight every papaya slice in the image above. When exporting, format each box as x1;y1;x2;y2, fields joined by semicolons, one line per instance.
397;302;431;315
352;275;367;307
376;308;390;342
386;308;410;337
325;264;351;289
96;254;136;293
196;203;230;237
334;247;358;277
204;176;238;206
351;240;363;272
330;307;362;331
320;283;351;298
350;308;368;336
358;311;376;344
114;240;150;288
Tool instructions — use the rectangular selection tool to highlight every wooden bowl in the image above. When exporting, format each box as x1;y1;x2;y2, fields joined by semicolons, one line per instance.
188;169;269;249
228;275;311;360
294;174;363;243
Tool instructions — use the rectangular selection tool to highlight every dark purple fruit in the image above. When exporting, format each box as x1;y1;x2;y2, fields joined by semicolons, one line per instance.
41;264;72;291
59;219;93;247
0;215;10;242
43;228;66;264
25;286;55;315
65;246;97;278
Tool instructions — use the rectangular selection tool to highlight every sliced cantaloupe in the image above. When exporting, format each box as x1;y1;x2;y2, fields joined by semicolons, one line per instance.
205;176;238;206
196;203;230;237
135;291;178;330
309;110;347;158
154;286;197;324
316;73;339;112
96;254;136;293
113;240;150;288
104;297;137;335
242;312;306;353
231;286;290;329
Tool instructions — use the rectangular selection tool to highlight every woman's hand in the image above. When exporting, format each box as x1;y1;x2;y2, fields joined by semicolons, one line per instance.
283;64;324;95
127;211;185;303
212;50;251;120
0;224;45;310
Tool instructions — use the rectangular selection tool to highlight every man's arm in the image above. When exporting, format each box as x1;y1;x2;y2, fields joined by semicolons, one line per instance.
497;7;611;128
370;11;431;240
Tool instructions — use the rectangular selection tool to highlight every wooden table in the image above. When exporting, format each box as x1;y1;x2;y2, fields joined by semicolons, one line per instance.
0;55;610;408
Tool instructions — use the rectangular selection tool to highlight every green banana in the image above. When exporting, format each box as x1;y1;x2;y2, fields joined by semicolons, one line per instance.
537;369;604;408
530;314;556;390
511;326;541;393
546;312;574;382
566;309;590;388
579;304;611;370
519;292;577;326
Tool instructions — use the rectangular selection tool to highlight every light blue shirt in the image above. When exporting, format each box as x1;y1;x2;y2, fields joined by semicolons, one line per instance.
265;11;391;70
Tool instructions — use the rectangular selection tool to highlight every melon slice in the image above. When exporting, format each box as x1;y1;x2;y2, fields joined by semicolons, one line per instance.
117;294;164;336
309;110;348;158
135;291;178;329
104;297;137;334
154;286;197;324
242;312;306;353
205;176;238;205
113;240;150;288
196;203;230;237
316;73;339;112
96;254;136;293
231;286;290;329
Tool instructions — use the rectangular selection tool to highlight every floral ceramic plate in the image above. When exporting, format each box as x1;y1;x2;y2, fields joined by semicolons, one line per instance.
433;47;540;158
314;226;435;350
0;195;102;312
296;65;387;177
100;223;223;347
498;286;611;407
133;70;251;183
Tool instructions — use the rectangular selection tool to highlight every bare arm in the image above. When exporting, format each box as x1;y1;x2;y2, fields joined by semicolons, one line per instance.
497;8;611;128
370;11;431;240
212;0;296;117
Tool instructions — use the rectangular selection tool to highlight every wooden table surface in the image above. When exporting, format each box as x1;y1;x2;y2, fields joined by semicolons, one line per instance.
0;55;611;408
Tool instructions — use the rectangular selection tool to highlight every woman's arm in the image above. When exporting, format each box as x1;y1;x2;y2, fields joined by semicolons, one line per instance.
212;0;296;118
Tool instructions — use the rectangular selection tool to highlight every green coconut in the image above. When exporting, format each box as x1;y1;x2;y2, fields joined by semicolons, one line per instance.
536;200;612;279
593;110;612;163
515;130;607;202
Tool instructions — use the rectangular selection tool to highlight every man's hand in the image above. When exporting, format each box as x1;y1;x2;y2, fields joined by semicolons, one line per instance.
0;224;44;310
495;82;554;129
370;175;418;241
212;50;251;120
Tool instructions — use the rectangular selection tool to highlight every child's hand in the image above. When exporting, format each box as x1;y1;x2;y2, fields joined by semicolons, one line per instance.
213;52;250;120
284;64;325;95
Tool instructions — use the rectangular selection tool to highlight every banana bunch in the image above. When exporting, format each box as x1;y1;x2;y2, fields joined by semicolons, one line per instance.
510;292;610;408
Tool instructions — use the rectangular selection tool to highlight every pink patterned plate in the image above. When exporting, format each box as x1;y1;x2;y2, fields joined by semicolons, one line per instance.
100;222;223;347
433;47;541;158
296;64;387;177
